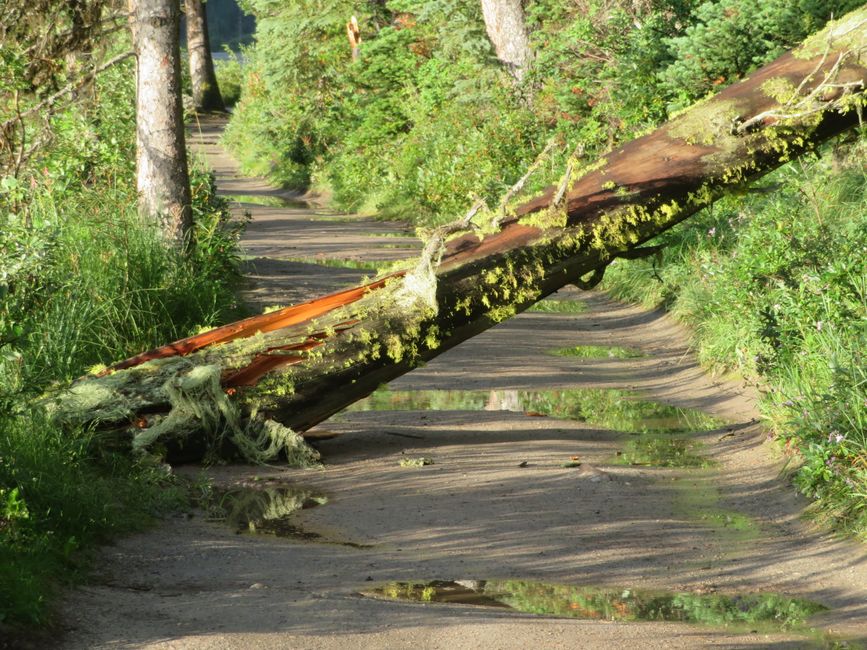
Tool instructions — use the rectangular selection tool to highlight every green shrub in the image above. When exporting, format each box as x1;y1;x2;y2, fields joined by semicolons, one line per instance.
214;48;247;107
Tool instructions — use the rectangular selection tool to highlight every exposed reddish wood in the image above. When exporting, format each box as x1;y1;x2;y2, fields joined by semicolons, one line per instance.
106;277;395;372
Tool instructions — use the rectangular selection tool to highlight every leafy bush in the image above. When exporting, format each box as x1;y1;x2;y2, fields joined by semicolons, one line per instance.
226;0;855;222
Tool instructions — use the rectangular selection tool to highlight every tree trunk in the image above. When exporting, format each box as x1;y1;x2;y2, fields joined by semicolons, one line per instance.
481;0;532;81
53;10;867;462
185;0;225;112
133;0;193;247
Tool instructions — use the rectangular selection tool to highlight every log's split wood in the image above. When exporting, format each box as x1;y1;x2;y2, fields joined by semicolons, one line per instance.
50;11;867;463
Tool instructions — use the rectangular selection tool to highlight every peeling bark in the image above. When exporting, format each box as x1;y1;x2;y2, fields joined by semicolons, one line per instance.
54;10;867;462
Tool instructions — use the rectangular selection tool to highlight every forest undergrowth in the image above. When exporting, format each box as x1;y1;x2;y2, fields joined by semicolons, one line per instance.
221;0;866;538
0;52;245;627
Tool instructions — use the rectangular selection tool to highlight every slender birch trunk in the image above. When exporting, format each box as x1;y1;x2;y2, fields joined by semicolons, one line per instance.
185;0;225;112
133;0;193;247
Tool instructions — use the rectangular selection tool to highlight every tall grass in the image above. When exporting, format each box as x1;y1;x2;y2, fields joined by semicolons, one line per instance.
0;56;245;629
603;141;867;537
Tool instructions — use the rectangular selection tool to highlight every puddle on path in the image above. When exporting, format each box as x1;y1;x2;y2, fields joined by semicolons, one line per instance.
205;484;373;548
221;193;310;209
527;299;587;314
207;484;327;537
551;345;646;359
283;256;397;272
363;580;827;633
677;471;762;545
616;435;711;468
345;387;726;435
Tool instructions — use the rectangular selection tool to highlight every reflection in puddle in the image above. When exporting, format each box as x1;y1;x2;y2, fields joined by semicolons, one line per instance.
617;435;710;468
346;387;725;435
220;193;310;209
364;580;826;632
283;256;394;272
207;485;327;537
526;299;587;313
552;345;646;359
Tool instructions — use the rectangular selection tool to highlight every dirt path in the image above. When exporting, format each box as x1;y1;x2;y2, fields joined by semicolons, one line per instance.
58;117;867;649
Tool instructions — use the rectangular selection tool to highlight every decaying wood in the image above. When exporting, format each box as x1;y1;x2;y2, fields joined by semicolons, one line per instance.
49;10;867;464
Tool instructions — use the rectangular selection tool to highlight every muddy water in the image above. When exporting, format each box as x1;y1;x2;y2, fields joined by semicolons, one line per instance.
344;386;727;435
364;580;827;633
206;484;326;537
220;193;310;209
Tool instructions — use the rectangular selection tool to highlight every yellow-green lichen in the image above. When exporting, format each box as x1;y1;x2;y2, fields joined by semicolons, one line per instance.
668;98;743;148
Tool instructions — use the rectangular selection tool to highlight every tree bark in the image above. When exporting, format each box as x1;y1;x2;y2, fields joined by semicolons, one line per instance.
481;0;532;81
133;0;193;247
54;10;867;461
185;0;225;111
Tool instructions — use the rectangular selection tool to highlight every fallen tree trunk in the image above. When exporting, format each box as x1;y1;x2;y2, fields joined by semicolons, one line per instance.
50;11;867;463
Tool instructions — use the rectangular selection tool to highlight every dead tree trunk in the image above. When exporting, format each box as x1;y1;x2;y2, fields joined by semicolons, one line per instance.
481;0;532;81
52;10;867;462
133;0;193;246
185;0;225;112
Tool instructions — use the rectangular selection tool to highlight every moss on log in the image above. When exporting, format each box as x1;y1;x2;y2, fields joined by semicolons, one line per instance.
49;10;867;463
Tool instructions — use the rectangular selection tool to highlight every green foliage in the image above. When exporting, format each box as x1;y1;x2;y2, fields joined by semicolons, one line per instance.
661;0;863;110
0;50;244;628
603;142;867;537
0;411;184;626
213;47;247;107
226;0;854;223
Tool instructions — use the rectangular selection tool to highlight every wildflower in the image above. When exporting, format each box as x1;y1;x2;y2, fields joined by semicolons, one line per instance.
783;399;794;407
816;321;823;331
707;227;716;237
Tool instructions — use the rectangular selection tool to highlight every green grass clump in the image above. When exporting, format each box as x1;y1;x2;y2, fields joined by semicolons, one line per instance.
0;412;184;626
213;49;247;108
603;143;867;538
